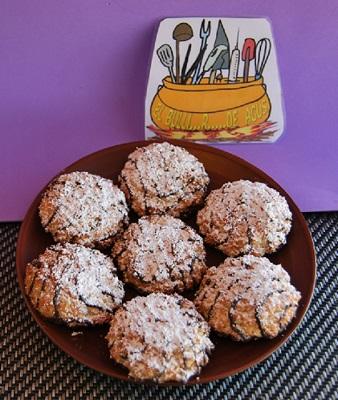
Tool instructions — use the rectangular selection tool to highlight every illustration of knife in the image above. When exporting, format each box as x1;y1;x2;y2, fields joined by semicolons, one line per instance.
211;20;230;77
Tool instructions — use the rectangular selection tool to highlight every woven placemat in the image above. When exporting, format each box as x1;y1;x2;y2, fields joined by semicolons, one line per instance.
1;213;337;400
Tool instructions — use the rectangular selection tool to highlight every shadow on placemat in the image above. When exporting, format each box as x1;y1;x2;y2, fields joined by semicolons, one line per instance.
1;213;337;400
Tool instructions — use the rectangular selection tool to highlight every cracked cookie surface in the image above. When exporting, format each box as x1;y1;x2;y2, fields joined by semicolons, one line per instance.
194;255;301;341
39;171;129;248
197;180;292;256
118;142;209;217
106;293;214;383
25;243;124;327
112;215;207;294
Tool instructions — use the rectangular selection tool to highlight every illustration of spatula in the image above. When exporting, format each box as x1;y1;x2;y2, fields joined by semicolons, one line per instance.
242;38;256;83
157;44;175;83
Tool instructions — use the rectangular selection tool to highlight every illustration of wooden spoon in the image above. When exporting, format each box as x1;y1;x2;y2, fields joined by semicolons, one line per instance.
173;23;193;83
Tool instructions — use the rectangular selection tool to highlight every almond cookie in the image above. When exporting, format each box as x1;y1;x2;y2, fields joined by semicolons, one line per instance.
194;256;301;341
106;293;214;383
197;180;292;256
39;171;129;248
25;243;124;327
112;215;207;294
118;142;209;217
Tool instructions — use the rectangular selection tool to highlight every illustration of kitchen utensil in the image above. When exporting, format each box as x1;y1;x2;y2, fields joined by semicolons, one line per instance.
228;29;240;82
212;20;230;72
242;38;256;83
156;44;175;83
215;73;223;82
197;45;227;83
181;46;207;84
209;70;217;84
208;50;228;84
192;19;211;84
255;38;271;79
181;44;192;84
173;23;193;83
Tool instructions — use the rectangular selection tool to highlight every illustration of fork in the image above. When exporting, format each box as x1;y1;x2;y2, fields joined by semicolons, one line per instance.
191;19;211;84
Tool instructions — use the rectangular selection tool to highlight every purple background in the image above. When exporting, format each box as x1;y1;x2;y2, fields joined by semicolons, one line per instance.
1;0;338;220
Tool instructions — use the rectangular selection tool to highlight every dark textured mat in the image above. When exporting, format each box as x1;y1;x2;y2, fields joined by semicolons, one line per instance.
1;213;337;400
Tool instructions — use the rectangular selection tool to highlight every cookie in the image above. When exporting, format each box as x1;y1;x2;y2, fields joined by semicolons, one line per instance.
197;180;292;256
194;256;301;341
25;243;125;327
118;142;209;217
112;215;207;294
106;293;214;383
39;171;129;248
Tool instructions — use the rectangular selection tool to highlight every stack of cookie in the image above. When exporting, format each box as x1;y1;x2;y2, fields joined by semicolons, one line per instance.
25;141;301;383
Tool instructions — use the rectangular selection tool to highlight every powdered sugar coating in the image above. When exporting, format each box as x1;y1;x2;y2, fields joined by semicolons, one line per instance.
106;293;214;383
197;180;292;256
119;142;210;217
25;243;124;327
194;256;301;341
112;215;207;294
39;171;129;248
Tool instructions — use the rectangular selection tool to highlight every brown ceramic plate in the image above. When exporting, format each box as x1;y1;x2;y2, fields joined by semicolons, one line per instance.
16;140;316;385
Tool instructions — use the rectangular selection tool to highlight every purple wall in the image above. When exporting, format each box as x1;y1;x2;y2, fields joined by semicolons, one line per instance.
1;0;338;220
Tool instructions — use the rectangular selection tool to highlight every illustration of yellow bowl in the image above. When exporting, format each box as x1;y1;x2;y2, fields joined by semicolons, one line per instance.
150;77;271;131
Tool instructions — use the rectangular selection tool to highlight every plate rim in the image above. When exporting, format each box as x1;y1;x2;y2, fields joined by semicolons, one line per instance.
16;139;316;385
